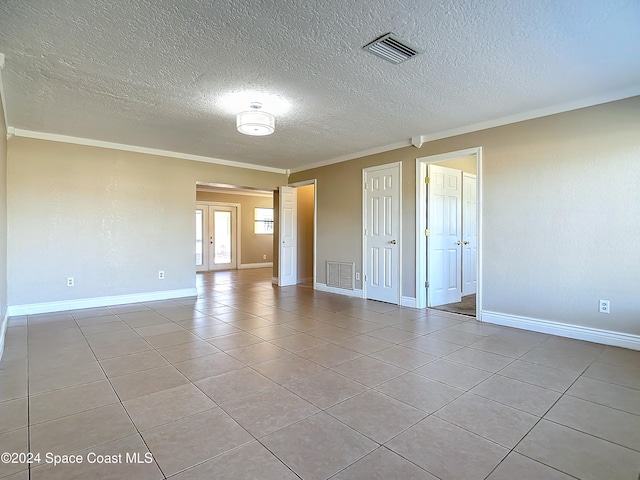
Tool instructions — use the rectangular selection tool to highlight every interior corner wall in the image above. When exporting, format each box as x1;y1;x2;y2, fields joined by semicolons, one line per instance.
0;99;7;320
6;137;287;308
195;191;274;265
289;96;640;337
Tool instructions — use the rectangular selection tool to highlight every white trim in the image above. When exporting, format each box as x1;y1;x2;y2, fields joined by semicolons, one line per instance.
415;147;483;320
0;308;8;363
315;283;364;298
401;296;417;308
482;310;640;351
289;140;412;174
238;262;273;269
287;179;318;290
9;128;287;174
6;288;198;316
362;162;402;305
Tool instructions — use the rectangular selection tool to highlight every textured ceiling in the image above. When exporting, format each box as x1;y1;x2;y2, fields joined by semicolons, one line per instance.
1;0;639;171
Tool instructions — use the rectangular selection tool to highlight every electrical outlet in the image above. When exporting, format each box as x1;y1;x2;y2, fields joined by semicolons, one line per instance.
599;299;610;314
263;254;267;260
67;277;74;287
158;271;165;280
355;272;360;281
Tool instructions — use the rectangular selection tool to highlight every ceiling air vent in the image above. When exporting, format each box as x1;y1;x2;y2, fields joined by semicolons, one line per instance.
363;33;421;64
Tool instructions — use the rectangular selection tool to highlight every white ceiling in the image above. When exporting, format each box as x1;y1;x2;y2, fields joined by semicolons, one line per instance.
1;0;639;172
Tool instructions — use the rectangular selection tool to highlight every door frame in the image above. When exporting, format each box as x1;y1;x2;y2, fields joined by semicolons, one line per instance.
277;179;318;287
415;147;482;318
196;201;241;271
362;161;402;304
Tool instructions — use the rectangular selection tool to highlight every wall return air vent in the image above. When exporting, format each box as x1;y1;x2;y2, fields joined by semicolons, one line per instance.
363;33;421;64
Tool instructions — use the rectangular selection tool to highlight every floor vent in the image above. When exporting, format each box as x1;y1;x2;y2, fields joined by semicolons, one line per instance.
327;262;355;290
363;33;421;64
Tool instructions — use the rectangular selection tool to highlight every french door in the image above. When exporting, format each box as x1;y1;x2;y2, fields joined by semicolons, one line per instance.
196;204;237;271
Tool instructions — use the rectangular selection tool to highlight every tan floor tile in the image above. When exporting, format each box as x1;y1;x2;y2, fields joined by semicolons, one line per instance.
262;412;377;480
224;386;319;437
154;306;206;321
30;434;163;480
375;372;463;413
248;324;297;340
79;320;131;335
195;367;277;405
444;346;514;372
142;408;252;477
328;390;427;443
0;397;28;434
124;383;217;431
333;447;438;480
584;361;640;390
157;340;220;363
120;312;173;328
414;359;491;390
144;330;201;349
1;470;29;480
91;337;153;360
366;327;421;344
434;393;538;448
493;359;579;392
252;354;324;384
470;374;561;416
520;338;603;373
0;428;28;476
109;365;189;401
206;331;263;351
567;376;640;415
71;307;115;320
296;342;362;367
516;419;640;480
387;416;508;480
29;360;106;395
29;344;96;371
85;328;142;346
226;341;289;365
486;452;575;480
0;366;27;403
134;322;184;337
401;336;463;356
169;441;299;480
173;352;245;382
332;334;394;354
285;369;368;409
30;404;136;456
332;356;405;387
100;350;169;377
175;316;223;329
545;395;640;451
30;379;119;424
370;345;437;370
427;328;484;346
469;335;540;358
269;332;327;352
596;346;640;369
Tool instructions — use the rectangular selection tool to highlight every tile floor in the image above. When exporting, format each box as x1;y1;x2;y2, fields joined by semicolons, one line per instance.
1;268;639;479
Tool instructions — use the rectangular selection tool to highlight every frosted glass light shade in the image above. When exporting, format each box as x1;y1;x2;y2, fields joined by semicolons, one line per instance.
236;110;275;136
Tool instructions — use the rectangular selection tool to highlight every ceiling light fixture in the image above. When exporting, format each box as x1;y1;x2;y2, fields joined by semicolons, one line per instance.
236;102;275;136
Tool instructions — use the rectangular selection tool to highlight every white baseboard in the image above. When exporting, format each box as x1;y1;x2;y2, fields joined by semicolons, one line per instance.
401;296;417;308
6;288;198;316
238;262;273;270
482;310;640;351
0;308;8;363
315;283;364;298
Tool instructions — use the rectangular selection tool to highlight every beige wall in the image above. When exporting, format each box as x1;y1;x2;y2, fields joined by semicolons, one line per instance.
290;96;640;335
195;191;274;265
0;100;6;317
7;137;286;306
297;184;314;283
436;155;477;174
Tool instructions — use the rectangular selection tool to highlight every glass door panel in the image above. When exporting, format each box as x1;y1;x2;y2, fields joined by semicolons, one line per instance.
195;204;237;271
214;211;232;264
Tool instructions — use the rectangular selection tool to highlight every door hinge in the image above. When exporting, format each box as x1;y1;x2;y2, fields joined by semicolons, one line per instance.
425;281;429;288
425;177;430;184
364;182;368;189
364;274;367;282
425;229;430;236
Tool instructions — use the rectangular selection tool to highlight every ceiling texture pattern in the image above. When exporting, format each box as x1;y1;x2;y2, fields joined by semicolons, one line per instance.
0;0;639;171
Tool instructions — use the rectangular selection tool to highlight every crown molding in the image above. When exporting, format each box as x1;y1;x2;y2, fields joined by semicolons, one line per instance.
8;128;288;175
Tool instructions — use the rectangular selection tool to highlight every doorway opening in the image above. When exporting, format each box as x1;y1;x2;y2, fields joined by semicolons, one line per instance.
195;183;274;273
416;148;482;319
276;180;316;288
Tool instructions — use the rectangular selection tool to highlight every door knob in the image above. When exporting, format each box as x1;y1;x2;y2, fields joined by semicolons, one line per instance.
456;240;462;246
463;241;470;245
390;240;397;244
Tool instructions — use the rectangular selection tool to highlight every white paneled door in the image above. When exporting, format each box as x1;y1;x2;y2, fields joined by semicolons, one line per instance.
462;173;477;295
195;204;237;272
427;164;462;306
364;163;401;304
278;186;298;286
